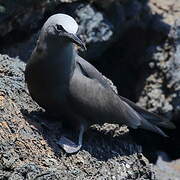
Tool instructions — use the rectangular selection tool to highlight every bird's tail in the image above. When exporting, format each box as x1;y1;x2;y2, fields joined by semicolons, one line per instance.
120;96;175;137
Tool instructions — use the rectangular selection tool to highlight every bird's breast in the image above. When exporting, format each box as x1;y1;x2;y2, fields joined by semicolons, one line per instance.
26;57;70;112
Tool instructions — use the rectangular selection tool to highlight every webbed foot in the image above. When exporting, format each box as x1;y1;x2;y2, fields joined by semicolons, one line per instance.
58;124;85;153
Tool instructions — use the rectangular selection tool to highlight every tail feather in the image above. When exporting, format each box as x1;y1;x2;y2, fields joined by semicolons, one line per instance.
139;115;168;137
156;121;175;129
119;96;175;136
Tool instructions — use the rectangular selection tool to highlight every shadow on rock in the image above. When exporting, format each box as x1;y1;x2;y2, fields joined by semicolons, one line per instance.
21;109;143;161
129;120;180;164
94;13;171;101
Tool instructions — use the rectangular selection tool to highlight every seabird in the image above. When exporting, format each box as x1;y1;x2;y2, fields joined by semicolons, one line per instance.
25;14;175;153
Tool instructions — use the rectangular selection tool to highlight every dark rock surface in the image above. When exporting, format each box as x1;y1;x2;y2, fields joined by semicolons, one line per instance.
0;0;180;179
137;19;180;120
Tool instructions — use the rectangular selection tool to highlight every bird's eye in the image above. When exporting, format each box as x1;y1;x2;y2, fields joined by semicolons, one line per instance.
56;24;64;31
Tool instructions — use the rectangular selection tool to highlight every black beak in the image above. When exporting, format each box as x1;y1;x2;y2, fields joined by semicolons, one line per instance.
68;33;87;51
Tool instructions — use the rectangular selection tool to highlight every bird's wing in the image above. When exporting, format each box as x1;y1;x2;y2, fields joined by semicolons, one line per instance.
68;55;144;128
75;55;115;92
75;55;175;130
119;96;175;129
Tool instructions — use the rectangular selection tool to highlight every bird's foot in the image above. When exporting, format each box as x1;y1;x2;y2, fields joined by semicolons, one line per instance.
58;136;82;154
58;124;85;153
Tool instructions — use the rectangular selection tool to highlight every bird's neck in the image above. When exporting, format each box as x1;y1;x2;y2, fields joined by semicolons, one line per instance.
38;37;75;62
37;39;76;80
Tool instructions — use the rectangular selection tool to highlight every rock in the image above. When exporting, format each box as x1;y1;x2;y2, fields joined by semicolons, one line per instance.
0;2;121;61
167;20;180;120
0;0;82;37
155;152;180;180
137;19;180;121
0;0;44;37
75;3;115;60
1;32;39;61
148;0;180;25
135;6;180;170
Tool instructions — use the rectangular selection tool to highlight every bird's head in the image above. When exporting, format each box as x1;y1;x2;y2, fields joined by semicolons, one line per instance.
40;13;86;51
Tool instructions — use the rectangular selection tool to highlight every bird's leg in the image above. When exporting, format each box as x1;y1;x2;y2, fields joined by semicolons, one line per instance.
58;124;85;153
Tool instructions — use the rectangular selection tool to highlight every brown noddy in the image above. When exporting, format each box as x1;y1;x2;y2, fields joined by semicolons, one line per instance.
25;14;175;153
